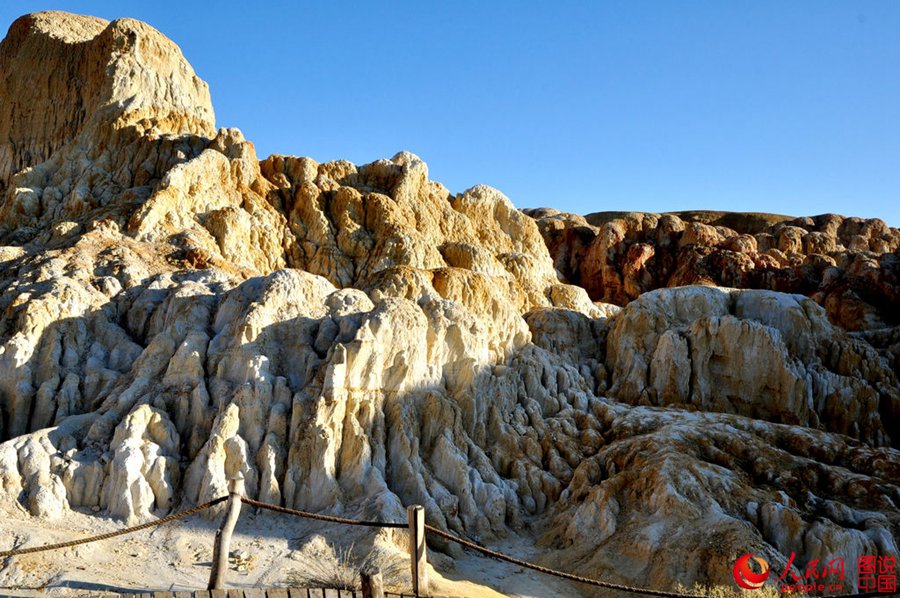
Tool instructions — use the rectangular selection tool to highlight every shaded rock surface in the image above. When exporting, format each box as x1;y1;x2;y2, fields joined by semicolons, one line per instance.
0;11;897;597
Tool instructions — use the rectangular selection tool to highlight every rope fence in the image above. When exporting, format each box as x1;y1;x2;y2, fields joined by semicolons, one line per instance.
241;496;406;529
0;496;227;559
0;488;894;598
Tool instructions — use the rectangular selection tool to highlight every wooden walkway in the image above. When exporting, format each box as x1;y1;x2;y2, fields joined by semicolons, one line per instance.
122;590;418;598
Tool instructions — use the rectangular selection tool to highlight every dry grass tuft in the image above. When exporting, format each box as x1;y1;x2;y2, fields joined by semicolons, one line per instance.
285;537;407;591
676;582;800;598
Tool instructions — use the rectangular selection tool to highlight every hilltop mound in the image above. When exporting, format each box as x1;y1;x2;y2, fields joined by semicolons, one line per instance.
0;11;214;197
0;12;897;596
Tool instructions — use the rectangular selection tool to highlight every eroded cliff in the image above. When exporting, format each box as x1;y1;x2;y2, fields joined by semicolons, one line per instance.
0;11;897;596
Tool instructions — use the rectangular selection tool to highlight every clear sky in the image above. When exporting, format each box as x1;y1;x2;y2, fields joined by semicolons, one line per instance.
2;1;898;225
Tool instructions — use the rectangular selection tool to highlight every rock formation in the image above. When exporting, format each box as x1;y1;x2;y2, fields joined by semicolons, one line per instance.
526;208;900;331
0;11;897;596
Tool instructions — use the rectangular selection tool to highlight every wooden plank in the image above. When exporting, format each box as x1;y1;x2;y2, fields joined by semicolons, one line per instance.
192;592;212;598
243;591;266;598
226;590;245;598
266;590;290;598
323;591;340;598
155;593;174;598
210;590;228;598
173;592;194;598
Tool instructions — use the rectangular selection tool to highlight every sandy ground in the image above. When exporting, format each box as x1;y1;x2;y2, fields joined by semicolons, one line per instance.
0;501;582;597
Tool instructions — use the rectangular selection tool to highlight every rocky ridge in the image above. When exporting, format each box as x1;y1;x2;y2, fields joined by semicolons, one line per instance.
0;12;897;596
526;208;899;331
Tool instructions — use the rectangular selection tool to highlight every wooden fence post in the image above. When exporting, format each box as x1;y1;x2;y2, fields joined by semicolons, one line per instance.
407;504;427;596
208;473;245;590
361;566;384;598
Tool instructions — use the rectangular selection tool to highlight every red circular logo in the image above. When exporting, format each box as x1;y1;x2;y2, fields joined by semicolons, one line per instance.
733;554;770;590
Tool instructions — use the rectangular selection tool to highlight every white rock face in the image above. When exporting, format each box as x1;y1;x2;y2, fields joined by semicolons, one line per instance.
0;11;896;596
102;405;181;522
606;286;897;446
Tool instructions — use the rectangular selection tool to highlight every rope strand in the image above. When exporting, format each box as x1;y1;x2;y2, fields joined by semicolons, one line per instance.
424;524;708;598
424;524;895;598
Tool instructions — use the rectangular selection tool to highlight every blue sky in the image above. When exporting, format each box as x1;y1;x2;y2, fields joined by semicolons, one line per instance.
2;1;898;225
